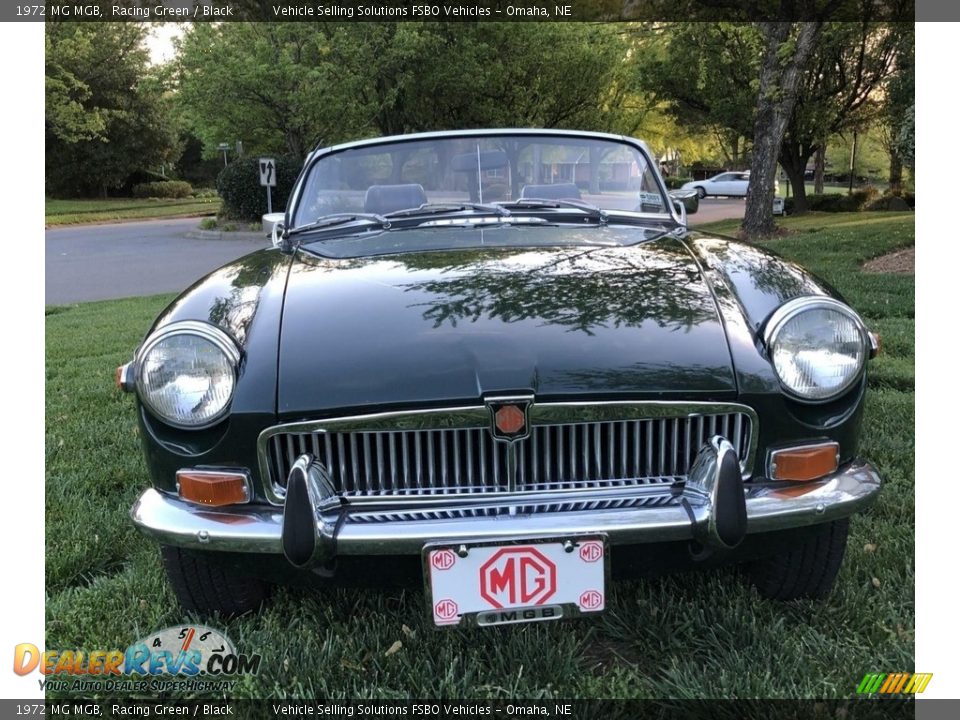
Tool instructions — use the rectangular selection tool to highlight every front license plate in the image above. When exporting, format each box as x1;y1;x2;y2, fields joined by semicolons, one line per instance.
424;536;608;627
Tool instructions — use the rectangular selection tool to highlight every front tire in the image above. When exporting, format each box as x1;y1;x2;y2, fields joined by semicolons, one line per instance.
161;546;272;616
746;518;849;600
695;186;707;199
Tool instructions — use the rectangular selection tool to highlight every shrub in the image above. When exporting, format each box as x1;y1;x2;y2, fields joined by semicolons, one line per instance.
132;180;194;199
865;193;913;212
216;155;301;221
198;217;218;230
784;186;881;214
837;185;880;212
664;177;693;190
192;187;218;199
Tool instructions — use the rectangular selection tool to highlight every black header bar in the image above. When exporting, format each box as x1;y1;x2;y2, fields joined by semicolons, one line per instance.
10;0;924;23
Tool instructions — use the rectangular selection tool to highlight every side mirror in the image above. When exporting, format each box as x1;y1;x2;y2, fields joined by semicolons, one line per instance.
270;221;285;248
264;212;286;246
672;199;687;225
668;189;699;216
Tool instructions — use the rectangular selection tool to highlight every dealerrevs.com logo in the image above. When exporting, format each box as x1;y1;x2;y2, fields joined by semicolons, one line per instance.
14;625;261;693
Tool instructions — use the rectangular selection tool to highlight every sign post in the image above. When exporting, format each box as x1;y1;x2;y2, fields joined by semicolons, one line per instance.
259;157;277;214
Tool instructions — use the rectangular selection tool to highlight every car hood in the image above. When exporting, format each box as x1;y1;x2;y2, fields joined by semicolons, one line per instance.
277;228;737;418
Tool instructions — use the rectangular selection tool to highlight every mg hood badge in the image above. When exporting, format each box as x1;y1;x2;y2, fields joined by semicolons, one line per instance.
485;396;533;442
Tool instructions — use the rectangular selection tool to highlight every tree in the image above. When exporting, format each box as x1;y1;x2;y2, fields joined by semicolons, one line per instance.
632;23;761;167
45;23;180;197
778;22;898;211
176;23;634;160
742;22;824;238
882;25;914;190
177;23;366;159
895;102;914;172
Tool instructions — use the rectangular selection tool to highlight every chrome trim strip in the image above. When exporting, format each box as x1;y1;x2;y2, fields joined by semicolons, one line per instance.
132;460;881;556
257;401;759;505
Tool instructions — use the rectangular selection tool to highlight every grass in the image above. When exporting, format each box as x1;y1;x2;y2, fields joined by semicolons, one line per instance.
45;212;914;699
45;197;220;226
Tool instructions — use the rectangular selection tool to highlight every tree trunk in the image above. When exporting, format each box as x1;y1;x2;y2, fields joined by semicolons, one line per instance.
779;138;812;214
814;144;825;195
743;22;823;239
589;146;601;195
889;149;903;194
783;161;808;213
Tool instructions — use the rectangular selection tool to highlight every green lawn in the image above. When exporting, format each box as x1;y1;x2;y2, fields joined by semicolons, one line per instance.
45;197;220;226
45;212;914;699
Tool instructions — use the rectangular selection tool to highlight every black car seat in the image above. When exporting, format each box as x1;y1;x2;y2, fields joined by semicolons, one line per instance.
519;183;582;200
364;184;428;215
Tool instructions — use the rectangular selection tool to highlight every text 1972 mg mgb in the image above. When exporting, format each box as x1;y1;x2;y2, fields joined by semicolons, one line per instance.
121;129;881;626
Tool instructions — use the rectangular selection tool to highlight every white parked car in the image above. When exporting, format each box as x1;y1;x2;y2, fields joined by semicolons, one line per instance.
682;171;778;198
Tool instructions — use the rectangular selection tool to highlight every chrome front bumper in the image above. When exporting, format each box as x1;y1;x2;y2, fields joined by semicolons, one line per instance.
131;458;881;559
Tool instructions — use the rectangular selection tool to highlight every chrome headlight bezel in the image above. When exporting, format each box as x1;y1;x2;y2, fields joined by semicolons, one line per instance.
763;296;869;403
135;321;241;430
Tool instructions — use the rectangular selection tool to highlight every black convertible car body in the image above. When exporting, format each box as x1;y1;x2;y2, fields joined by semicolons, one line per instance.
124;130;880;625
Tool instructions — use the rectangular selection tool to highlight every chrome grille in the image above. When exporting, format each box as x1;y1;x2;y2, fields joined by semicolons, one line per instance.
264;411;752;499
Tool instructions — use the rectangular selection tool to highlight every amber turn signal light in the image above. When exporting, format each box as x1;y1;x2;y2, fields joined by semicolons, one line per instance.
769;442;839;482
177;470;250;507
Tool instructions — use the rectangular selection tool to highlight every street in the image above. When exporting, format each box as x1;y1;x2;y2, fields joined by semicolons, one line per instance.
45;217;267;305
44;199;746;305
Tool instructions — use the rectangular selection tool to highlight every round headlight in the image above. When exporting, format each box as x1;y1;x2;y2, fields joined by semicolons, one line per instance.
136;322;240;428
764;297;868;402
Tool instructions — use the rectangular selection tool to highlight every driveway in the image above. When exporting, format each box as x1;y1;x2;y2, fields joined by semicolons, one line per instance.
45;218;267;305
689;198;745;226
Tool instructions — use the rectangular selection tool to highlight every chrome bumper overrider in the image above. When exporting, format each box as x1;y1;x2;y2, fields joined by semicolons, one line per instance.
131;454;881;560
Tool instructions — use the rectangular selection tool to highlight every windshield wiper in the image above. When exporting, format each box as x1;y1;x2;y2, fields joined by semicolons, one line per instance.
498;198;608;224
384;202;511;219
287;212;391;238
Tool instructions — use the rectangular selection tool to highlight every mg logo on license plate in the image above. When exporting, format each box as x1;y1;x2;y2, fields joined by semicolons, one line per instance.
479;547;557;608
430;549;457;571
579;541;604;563
579;589;604;611
434;598;459;624
426;536;607;627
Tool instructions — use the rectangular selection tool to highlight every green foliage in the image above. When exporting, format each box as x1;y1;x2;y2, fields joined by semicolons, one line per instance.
177;23;633;160
664;177;694;189
216;156;300;221
45;23;181;197
131;181;193;199
198;217;218;231
779;22;900;206
633;23;762;165
896;104;915;170
885;27;914;173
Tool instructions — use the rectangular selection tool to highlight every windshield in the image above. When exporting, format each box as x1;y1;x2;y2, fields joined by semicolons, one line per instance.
291;133;670;230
